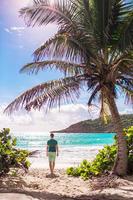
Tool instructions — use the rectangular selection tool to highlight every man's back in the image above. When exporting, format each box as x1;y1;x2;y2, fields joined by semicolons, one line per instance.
47;139;57;152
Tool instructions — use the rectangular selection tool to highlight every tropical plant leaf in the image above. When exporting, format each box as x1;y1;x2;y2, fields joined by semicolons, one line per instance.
5;75;85;114
20;0;79;32
20;60;84;76
87;84;101;106
33;31;98;63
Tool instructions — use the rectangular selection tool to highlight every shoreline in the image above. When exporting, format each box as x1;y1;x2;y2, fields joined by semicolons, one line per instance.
0;168;133;200
51;131;115;134
28;145;105;169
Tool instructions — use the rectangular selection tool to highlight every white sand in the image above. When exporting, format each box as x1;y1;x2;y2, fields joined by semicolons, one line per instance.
0;168;133;200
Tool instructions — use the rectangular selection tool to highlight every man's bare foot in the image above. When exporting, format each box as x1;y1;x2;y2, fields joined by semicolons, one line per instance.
46;173;55;178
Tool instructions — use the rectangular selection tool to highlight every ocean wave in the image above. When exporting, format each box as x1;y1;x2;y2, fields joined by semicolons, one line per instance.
12;132;114;168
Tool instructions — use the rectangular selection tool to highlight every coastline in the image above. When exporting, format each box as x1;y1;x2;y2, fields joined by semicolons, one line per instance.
28;145;105;169
14;132;114;169
51;114;133;134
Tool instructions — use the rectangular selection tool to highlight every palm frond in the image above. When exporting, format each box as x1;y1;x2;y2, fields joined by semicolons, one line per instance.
92;0;116;47
118;6;133;51
117;81;133;105
92;0;133;61
117;76;133;91
105;1;126;43
109;1;133;53
33;33;66;60
20;0;78;32
88;84;101;106
25;81;80;111
109;52;133;80
20;0;99;62
20;60;84;76
124;90;133;105
116;75;133;105
33;32;97;63
4;75;85;114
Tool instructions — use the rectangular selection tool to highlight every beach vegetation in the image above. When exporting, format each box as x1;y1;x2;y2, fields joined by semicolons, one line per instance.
0;128;30;176
67;126;133;180
4;0;133;175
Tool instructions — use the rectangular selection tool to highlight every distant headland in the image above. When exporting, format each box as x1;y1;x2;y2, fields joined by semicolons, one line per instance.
51;114;133;133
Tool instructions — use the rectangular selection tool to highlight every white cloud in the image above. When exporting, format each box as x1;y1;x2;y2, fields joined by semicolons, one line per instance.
0;103;96;133
10;26;25;32
4;26;25;34
0;102;132;134
4;28;12;34
120;108;133;115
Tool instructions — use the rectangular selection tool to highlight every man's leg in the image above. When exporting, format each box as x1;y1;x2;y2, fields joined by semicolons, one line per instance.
49;161;53;175
49;153;56;175
48;153;54;175
52;152;56;173
53;161;55;171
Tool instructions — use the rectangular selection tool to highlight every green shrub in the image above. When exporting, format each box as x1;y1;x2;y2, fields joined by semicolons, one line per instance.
0;128;30;176
125;126;133;174
66;167;80;177
66;126;133;180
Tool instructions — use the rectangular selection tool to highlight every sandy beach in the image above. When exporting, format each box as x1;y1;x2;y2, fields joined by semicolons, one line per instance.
0;168;133;200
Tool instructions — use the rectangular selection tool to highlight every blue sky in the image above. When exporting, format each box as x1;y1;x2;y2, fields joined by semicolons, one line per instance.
0;0;132;132
0;0;60;103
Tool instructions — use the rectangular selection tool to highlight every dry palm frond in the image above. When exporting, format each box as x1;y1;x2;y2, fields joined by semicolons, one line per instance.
20;60;84;76
5;75;84;114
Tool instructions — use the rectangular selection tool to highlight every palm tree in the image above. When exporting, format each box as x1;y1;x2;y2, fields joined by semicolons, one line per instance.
5;0;133;175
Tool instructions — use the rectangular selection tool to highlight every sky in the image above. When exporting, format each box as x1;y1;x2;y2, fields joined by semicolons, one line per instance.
0;0;132;133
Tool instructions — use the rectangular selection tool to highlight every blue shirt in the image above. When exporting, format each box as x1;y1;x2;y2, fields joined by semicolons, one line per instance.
47;139;58;152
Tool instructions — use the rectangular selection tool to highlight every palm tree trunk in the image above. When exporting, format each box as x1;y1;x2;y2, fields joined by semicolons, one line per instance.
107;93;128;176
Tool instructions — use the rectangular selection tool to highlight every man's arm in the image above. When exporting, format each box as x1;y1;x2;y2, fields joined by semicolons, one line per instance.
56;145;59;156
46;145;48;157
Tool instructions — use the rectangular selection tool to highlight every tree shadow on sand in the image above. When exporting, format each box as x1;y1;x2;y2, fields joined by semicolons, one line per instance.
0;190;133;200
0;175;28;190
0;174;133;200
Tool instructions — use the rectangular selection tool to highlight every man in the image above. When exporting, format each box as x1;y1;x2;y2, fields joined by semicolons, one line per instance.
46;133;59;175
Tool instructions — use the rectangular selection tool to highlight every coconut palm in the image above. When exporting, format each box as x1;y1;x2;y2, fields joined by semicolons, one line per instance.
5;0;133;175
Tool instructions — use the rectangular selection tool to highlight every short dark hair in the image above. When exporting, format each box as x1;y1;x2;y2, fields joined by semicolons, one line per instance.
50;133;54;138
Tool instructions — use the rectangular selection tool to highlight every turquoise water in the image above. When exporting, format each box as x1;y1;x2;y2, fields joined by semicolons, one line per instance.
13;132;115;168
15;133;115;149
